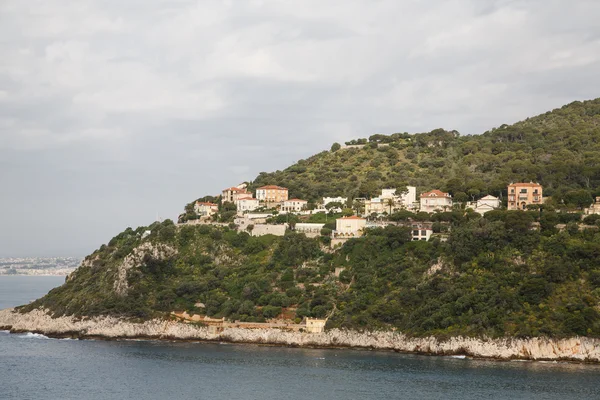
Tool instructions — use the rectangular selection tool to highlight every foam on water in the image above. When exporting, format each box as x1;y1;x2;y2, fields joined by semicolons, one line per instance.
19;332;50;339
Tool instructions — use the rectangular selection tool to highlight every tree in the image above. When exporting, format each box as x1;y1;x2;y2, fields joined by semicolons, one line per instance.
330;142;341;152
564;189;593;209
385;198;396;214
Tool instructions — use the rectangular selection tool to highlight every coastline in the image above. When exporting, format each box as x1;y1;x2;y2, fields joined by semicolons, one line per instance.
3;308;600;363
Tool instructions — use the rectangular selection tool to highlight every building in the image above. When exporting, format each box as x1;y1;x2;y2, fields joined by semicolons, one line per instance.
333;216;366;237
364;187;418;215
507;182;543;210
585;197;600;215
410;222;433;241
194;201;219;217
235;197;260;213
420;190;453;212
294;223;325;238
222;186;248;203
305;318;327;333
281;199;308;212
466;195;501;215
323;196;347;206
256;185;289;203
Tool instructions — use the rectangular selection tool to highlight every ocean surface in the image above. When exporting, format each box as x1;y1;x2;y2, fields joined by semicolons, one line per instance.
1;276;600;400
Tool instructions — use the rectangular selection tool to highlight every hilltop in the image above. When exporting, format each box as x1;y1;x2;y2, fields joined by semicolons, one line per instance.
10;98;600;344
250;98;600;203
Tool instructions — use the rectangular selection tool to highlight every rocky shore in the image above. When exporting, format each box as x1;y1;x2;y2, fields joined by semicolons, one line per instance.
2;308;600;363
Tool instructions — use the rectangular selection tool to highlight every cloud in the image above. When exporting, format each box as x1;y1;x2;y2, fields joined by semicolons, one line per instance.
0;0;599;256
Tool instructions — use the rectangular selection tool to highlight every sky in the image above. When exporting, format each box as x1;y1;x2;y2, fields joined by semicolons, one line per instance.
1;0;600;257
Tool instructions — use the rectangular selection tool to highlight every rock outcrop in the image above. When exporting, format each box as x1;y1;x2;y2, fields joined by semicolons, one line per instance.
113;242;177;295
2;308;599;362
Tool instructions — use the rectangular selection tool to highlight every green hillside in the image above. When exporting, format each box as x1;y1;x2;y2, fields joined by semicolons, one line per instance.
251;99;600;204
20;98;600;339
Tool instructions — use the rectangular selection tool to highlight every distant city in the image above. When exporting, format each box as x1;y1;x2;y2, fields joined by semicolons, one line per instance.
0;257;81;276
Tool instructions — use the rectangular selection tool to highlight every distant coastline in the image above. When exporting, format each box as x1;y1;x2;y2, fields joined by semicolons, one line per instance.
0;257;79;277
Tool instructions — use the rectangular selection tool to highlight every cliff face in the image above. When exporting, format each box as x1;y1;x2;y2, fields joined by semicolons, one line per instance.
2;308;599;363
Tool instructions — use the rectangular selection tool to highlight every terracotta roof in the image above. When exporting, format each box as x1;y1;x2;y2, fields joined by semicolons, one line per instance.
223;187;246;192
237;197;257;201
286;198;307;202
257;185;288;190
339;216;366;220
420;189;451;198
508;182;542;187
196;202;218;206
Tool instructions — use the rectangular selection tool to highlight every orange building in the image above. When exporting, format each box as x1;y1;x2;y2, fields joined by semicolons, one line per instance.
222;186;248;203
507;182;543;210
256;185;289;203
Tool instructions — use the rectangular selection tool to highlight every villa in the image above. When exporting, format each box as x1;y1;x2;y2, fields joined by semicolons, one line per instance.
507;182;543;210
420;190;453;212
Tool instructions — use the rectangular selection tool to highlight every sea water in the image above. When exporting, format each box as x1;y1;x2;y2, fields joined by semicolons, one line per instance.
1;276;599;400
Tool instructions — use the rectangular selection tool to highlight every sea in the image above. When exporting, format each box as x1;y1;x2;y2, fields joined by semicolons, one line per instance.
1;276;600;400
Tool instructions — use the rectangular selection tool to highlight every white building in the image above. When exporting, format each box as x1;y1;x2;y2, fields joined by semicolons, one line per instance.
235;197;260;212
281;199;308;212
410;222;433;241
467;195;501;215
295;223;325;238
420;190;453;212
364;187;417;215
323;196;347;206
333;216;366;237
194;201;219;217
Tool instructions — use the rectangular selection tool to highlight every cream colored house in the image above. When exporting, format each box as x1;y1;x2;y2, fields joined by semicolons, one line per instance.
507;182;543;210
222;186;248;203
333;216;366;237
194;201;219;217
419;190;453;212
256;185;289;203
281;199;308;212
585;197;600;215
235;197;260;212
305;317;327;333
467;195;501;215
364;187;417;215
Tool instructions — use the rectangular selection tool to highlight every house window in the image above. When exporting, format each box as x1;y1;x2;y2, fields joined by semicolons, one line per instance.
520;188;527;193
421;230;426;236
413;230;419;236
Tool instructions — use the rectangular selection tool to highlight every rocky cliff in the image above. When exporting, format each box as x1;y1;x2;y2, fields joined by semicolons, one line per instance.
2;308;599;363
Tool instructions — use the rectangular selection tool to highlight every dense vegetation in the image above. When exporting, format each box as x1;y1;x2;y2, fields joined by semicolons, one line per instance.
20;98;600;339
250;99;600;206
22;210;600;338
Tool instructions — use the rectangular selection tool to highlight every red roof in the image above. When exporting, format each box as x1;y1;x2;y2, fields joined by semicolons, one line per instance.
222;187;245;192
257;185;288;190
420;189;451;198
196;202;218;207
286;198;307;202
339;216;366;220
508;182;542;187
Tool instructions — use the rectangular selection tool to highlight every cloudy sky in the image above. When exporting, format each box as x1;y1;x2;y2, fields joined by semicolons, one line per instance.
1;0;599;257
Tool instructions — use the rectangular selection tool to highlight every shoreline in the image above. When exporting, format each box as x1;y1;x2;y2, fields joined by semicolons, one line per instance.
2;308;600;364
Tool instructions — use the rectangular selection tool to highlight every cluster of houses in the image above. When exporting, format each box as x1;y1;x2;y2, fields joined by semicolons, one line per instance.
189;181;600;246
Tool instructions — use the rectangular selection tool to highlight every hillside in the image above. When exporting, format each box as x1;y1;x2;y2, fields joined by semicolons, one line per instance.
17;98;600;340
251;99;600;204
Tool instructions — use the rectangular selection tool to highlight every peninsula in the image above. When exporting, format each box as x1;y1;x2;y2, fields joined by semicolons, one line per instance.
2;98;600;362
